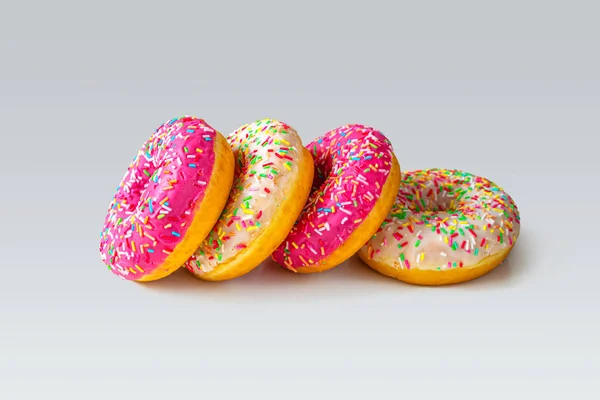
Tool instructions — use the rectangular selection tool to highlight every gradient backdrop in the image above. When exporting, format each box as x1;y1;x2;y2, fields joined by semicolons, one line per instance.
1;3;599;399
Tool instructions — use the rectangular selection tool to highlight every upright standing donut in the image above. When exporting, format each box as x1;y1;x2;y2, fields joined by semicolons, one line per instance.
358;169;521;285
99;116;234;281
272;124;401;273
184;118;314;281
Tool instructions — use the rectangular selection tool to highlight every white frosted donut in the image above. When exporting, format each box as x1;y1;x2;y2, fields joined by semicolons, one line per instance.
358;169;521;285
184;118;313;281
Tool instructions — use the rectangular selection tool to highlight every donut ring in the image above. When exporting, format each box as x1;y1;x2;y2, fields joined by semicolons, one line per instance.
272;124;401;273
184;119;314;281
99;116;234;281
358;169;521;285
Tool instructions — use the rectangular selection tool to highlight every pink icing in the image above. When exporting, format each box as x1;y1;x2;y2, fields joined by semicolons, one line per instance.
99;116;216;280
272;124;395;270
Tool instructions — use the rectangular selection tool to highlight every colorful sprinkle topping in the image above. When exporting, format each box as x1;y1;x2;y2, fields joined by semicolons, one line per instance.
184;118;303;275
362;169;520;270
99;116;217;279
272;124;396;270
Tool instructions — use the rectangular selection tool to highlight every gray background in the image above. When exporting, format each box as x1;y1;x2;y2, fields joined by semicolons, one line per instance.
1;1;600;399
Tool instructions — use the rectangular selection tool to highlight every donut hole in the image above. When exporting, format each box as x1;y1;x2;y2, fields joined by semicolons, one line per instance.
114;172;151;214
311;153;334;190
400;171;479;214
398;185;469;214
114;138;172;215
308;153;351;210
229;142;287;218
307;139;386;215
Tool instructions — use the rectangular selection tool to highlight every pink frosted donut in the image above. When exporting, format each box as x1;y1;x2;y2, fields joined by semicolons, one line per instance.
271;124;401;273
99;116;234;281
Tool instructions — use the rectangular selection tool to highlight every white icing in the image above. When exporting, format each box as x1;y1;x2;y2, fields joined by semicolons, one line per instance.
186;119;304;274
362;169;521;271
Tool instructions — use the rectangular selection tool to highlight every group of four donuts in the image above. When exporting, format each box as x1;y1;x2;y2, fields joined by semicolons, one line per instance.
99;116;520;286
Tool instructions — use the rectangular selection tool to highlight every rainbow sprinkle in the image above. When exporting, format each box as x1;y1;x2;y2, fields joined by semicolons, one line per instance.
362;169;520;271
272;124;396;270
184;118;303;275
99;116;217;280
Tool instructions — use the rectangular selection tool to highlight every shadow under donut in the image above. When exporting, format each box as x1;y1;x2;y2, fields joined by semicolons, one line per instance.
136;253;397;296
137;232;528;294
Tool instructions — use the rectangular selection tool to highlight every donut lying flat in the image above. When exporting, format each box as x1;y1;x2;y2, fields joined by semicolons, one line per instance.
99;116;234;281
184;119;314;281
272;124;401;273
358;169;521;285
